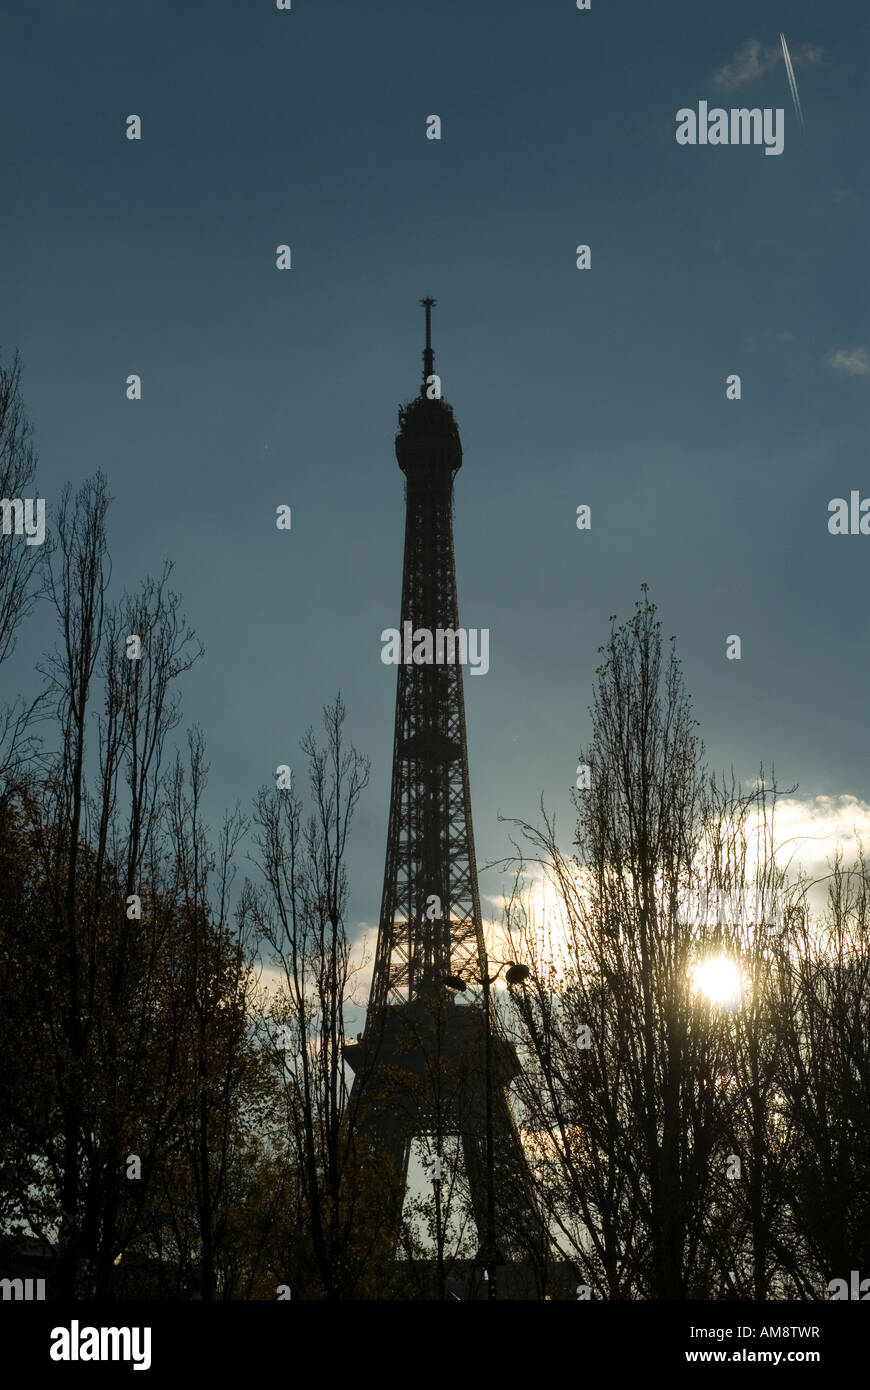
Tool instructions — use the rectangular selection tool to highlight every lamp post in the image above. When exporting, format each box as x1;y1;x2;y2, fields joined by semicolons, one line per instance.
445;958;530;1301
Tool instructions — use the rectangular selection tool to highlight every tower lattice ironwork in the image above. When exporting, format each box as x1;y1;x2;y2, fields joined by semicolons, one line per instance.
345;301;545;1286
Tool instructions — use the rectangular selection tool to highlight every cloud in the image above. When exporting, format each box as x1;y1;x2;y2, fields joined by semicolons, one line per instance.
712;38;824;92
753;794;870;871
347;921;379;1003
713;39;777;91
825;346;870;378
752;795;870;917
485;794;870;955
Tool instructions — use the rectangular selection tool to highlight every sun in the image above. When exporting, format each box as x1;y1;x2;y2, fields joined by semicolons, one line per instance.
693;956;742;1012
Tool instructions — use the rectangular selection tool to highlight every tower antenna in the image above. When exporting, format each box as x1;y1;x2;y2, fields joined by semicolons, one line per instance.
420;296;436;394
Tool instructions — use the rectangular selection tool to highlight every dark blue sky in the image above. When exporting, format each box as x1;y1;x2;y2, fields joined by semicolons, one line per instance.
2;0;869;952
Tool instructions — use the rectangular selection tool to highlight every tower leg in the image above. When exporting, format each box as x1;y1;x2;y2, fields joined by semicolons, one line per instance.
347;1067;413;1258
460;1087;550;1294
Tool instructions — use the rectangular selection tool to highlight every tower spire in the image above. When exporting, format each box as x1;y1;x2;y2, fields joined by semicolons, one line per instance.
420;296;436;395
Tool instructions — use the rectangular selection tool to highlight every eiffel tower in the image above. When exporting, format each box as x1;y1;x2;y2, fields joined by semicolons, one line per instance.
345;301;545;1297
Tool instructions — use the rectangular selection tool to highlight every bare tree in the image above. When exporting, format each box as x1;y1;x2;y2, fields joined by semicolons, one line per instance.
11;477;206;1296
503;594;738;1298
155;729;261;1300
0;351;47;785
247;695;387;1298
772;847;870;1294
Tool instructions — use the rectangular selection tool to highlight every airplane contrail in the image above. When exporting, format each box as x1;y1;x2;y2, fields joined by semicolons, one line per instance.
780;33;804;128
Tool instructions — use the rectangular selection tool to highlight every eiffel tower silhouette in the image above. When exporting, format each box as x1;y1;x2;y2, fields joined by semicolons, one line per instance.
345;301;546;1297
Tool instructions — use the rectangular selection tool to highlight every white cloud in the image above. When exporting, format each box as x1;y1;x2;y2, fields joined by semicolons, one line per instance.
258;796;870;1014
825;346;870;377
253;962;286;1002
713;39;778;91
348;920;378;1004
748;794;870;919
758;794;870;873
711;38;824;92
252;920;378;1014
485;794;870;950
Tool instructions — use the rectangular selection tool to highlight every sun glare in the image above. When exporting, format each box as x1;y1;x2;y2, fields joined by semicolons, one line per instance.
693;956;742;1012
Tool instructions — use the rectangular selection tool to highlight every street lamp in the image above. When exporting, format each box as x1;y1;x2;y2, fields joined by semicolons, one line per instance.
504;963;531;986
445;957;530;1300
